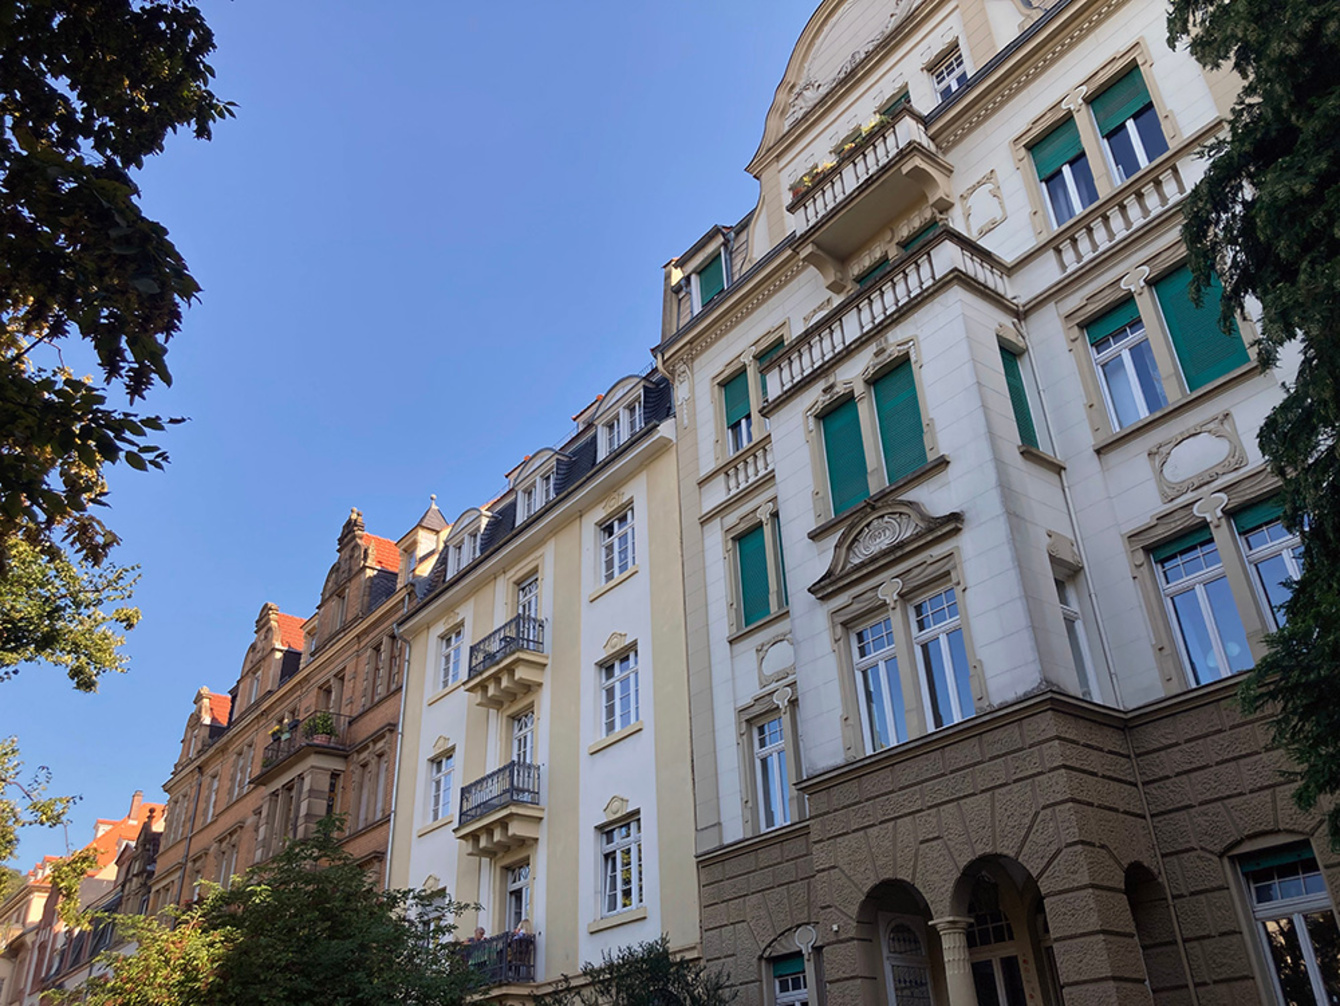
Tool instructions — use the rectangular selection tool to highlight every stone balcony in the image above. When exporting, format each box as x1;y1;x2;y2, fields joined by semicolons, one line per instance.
455;760;543;858
464;614;547;710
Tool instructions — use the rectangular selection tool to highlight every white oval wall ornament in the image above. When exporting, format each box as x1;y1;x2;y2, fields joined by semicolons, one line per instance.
1149;412;1247;502
759;638;795;683
1162;432;1231;483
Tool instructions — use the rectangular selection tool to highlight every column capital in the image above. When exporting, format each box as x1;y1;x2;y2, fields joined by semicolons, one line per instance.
929;915;973;934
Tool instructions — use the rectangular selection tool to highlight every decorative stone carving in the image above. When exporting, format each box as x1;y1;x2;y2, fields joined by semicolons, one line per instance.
960;170;1007;239
1046;531;1083;573
772;685;794;711
805;377;856;432
422;873;441;892
675;363;692;429
603;795;629;821
602;490;626;515
757;634;795;686
859;336;917;381
810;500;963;599
432;735;451;753
803;297;833;327
1120;264;1152;293
603;632;628;655
795;924;818;959
1060;85;1089;113
878;576;904;610
1194;490;1230;526
1148;412;1247;502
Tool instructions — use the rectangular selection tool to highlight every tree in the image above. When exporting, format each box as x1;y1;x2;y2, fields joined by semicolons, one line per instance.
0;735;77;863
1167;0;1340;841
0;0;232;569
537;936;737;1006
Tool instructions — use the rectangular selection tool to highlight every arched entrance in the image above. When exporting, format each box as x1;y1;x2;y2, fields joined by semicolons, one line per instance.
856;880;940;1006
951;857;1059;1006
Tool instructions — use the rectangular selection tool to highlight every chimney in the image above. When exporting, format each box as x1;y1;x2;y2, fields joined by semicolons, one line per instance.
128;790;143;821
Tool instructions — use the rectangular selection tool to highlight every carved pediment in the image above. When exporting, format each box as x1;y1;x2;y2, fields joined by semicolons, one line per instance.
810;499;961;598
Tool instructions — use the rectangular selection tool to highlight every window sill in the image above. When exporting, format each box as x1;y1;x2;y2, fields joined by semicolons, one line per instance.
1092;363;1261;455
427;678;467;706
1018;444;1065;474
589;565;639;603
588;905;647;934
728;607;790;645
808;454;951;541
416;816;455;838
589;720;644;755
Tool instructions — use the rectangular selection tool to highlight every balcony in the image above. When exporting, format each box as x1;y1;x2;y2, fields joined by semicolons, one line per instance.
255;711;350;781
460;931;536;985
723;438;774;501
464;615;547;710
455;760;543;858
761;228;1010;407
788;105;953;264
1053;156;1190;274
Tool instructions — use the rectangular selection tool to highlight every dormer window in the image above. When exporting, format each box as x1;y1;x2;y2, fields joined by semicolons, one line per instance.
691;252;726;314
931;46;968;102
519;471;555;521
601;396;645;458
466;531;480;562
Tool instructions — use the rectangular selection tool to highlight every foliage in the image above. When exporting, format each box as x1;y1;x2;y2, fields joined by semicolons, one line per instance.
536;936;736;1006
0;535;140;692
302;710;336;738
1167;0;1340;841
0;736;77;863
0;864;20;901
47;910;233;1006
0;0;232;570
47;846;100;928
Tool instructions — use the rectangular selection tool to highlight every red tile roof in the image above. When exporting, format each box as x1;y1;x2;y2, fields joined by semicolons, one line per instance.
206;692;232;726
364;533;400;572
276;612;306;651
85;805;164;870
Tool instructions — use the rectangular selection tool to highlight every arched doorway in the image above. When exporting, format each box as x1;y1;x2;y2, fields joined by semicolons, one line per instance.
952;857;1058;1006
856;880;940;1006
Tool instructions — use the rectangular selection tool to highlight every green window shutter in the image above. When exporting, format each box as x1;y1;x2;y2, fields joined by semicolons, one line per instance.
697;254;725;306
771;514;788;608
1030;118;1084;180
999;348;1039;449
772;955;806;978
1091;67;1153;136
872;362;928;483
723;372;751;426
856;258;891;287
737;525;771;626
1153;266;1248;390
1232;498;1286;534
757;342;785;400
1239;842;1316;874
1086;298;1143;345
882;91;910;115
900;221;940;254
1151;525;1215;564
821;398;870;515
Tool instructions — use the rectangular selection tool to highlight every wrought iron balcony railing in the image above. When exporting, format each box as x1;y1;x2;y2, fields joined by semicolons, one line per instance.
459;760;541;825
468;614;545;679
460;931;536;985
259;711;350;772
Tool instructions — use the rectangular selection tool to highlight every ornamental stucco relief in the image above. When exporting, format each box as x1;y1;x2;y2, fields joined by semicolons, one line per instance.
1148;412;1247;502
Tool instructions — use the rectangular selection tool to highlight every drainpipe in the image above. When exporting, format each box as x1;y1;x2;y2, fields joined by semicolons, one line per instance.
384;621;411;891
173;767;204;907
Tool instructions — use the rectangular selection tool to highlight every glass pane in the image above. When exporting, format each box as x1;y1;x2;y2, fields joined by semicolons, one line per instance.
921;639;955;729
863;664;894;750
1203;575;1254;674
947;629;975;721
1303;911;1340;1002
972;960;1003;1006
1133;105;1169;161
1170;589;1220;686
999;956;1029;1006
759;753;780;829
1045;173;1076;225
1070;155;1099;209
1101;353;1142;428
1255;552;1296;627
1065;618;1094;699
1130;337;1169;412
1262;916;1320;1006
1107;124;1141;182
885;658;909;745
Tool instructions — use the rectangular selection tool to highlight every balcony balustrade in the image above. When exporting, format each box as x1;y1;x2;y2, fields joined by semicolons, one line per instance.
460;931;537;985
455;760;543;857
1053;157;1189;274
257;711;350;778
723;439;774;501
464;615;547;709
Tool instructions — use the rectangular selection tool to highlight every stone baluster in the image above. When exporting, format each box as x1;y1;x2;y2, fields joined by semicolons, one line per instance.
930;917;980;1006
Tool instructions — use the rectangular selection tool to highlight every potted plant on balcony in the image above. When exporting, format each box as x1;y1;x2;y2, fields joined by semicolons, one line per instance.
303;710;337;744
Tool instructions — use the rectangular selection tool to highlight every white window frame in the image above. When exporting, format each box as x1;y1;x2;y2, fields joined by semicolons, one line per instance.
911;587;974;730
851;615;909;753
728;412;754;454
600;394;646;458
1240;846;1340;1006
1090;318;1166;429
930;46;968;101
773;961;809;1006
600;507;636;583
465;531;480;563
753;715;790;832
517;576;540;623
429;752;454;823
512;710;535;764
1240;519;1303;630
437;627;464;691
600;649;640;737
1157;538;1252;686
506;862;532;930
1054;578;1096;701
600;817;643;917
1041;157;1096;228
519;485;536;520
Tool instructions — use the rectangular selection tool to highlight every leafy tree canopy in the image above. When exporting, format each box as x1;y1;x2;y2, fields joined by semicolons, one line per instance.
537;936;737;1006
1168;0;1340;840
0;0;232;568
0;735;77;863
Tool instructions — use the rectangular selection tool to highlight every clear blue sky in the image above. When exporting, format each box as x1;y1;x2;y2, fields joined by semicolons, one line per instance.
2;0;822;868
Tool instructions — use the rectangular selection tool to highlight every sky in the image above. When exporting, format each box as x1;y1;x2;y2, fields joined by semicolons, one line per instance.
1;0;828;868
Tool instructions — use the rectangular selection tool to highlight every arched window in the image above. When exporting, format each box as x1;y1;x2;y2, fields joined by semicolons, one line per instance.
966;874;1028;1006
884;921;932;1005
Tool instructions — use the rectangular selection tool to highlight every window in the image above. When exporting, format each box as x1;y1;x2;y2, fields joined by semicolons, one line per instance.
248;673;260;705
852;615;909;752
884;923;933;1004
507;863;532;930
723;371;754;454
900;221;940;254
438;628;463;690
694;253;726;312
855;258;891;288
519;472;555;520
512;711;535;764
967;876;1029;1006
913;588;975;729
736;524;771;628
602;396;645;456
520;485;536;520
821;398;870;516
930;47;968;101
601;650;639;736
429;752;454;823
872;361;927;485
772;956;809;1006
1153;266;1249;391
465;531;480;563
1239;842;1340;1005
601;818;643;916
999;348;1039;449
1155;527;1253;686
1054;578;1095;700
204;774;219;823
449;541;463;576
757;341;786;404
600;508;635;583
1235;500;1302;629
754;716;790;831
1086;299;1168;429
1091;67;1169;183
1030;118;1098;226
517;576;539;623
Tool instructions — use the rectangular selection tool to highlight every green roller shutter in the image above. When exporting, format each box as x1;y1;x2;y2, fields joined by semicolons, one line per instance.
900;221;940;253
1030;118;1084;180
1151;524;1215;564
999;348;1039;449
1086;298;1143;344
1153;266;1248;390
737;525;770;626
1239;842;1316;873
772;955;806;978
856;258;891;288
723;372;751;426
1232;498;1285;534
821;398;870;515
1091;67;1153;136
872;362;927;483
757;341;785;400
697;254;725;306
